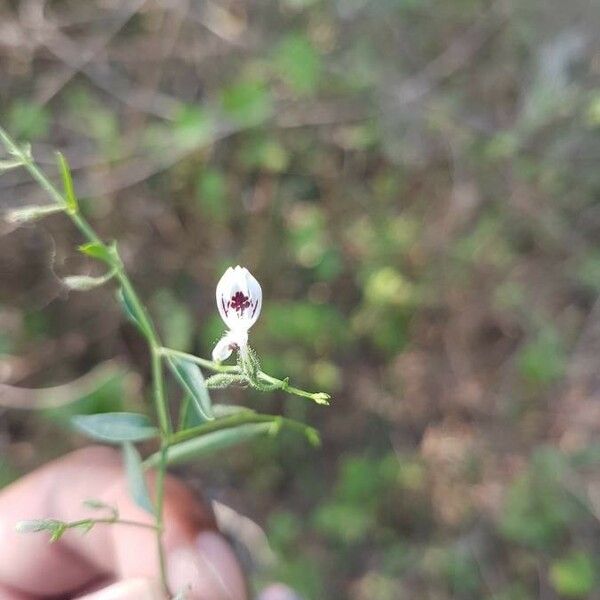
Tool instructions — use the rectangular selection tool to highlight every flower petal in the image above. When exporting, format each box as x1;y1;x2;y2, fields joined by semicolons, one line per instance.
215;266;262;331
211;330;249;362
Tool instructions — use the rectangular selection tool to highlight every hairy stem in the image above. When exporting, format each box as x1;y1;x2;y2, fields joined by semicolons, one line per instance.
158;347;329;404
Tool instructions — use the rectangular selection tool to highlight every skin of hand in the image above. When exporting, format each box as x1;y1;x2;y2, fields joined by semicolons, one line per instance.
0;446;248;600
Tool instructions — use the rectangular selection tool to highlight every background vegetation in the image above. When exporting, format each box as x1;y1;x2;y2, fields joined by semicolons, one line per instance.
1;0;600;598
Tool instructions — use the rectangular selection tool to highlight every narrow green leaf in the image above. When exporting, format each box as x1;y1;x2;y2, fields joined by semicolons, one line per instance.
150;423;271;467
63;271;115;291
83;499;118;519
117;287;151;337
167;357;214;421
79;241;121;266
72;412;158;443
56;152;78;215
123;442;154;515
16;519;61;533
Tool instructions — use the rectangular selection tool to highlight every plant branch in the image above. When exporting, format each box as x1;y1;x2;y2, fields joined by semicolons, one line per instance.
158;347;331;405
0;125;172;590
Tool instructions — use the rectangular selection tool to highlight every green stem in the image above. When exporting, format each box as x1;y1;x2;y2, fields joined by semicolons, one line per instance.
158;347;329;404
68;517;158;531
154;444;169;594
0;125;172;592
167;411;313;446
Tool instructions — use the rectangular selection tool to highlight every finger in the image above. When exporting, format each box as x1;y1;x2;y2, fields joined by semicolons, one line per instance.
75;578;163;600
0;582;34;600
0;447;248;599
0;447;121;596
100;473;247;599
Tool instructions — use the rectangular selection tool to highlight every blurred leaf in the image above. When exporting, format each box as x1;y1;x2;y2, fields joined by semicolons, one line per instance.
220;80;273;126
517;327;566;386
445;548;480;595
72;412;158;443
576;251;600;293
267;511;303;553
501;447;581;548
167;357;214;421
313;502;374;543
8;101;49;139
239;135;289;172
66;88;120;158
122;442;154;514
173;105;215;148
196;168;229;222
364;267;414;307
260;302;349;351
550;552;596;598
274;34;322;95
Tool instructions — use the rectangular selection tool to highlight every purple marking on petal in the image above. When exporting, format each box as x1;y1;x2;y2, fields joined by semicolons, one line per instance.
230;291;251;315
251;300;259;318
221;296;229;316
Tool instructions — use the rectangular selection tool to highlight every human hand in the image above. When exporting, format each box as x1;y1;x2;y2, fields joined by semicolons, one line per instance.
0;446;247;599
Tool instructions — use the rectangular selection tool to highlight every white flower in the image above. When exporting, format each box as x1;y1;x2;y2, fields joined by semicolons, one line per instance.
212;266;262;361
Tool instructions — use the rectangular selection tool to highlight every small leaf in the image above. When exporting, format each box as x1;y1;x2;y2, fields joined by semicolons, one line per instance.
49;523;68;542
305;427;321;447
0;158;23;171
220;80;273;126
156;423;271;467
167;357;214;421
16;519;61;533
72;412;158;443
73;520;95;534
56;152;78;215
79;241;121;266
63;271;115;291
83;499;118;519
550;552;596;598
5;204;64;224
117;286;151;337
16;519;68;542
274;34;322;95
123;442;154;515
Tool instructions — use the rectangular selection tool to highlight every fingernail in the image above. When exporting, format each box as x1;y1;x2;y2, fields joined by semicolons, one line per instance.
257;584;304;600
75;578;164;600
168;532;247;600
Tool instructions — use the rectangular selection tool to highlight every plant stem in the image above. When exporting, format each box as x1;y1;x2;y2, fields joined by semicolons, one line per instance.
70;517;159;531
168;411;314;445
154;444;169;594
0;126;172;592
158;347;328;403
